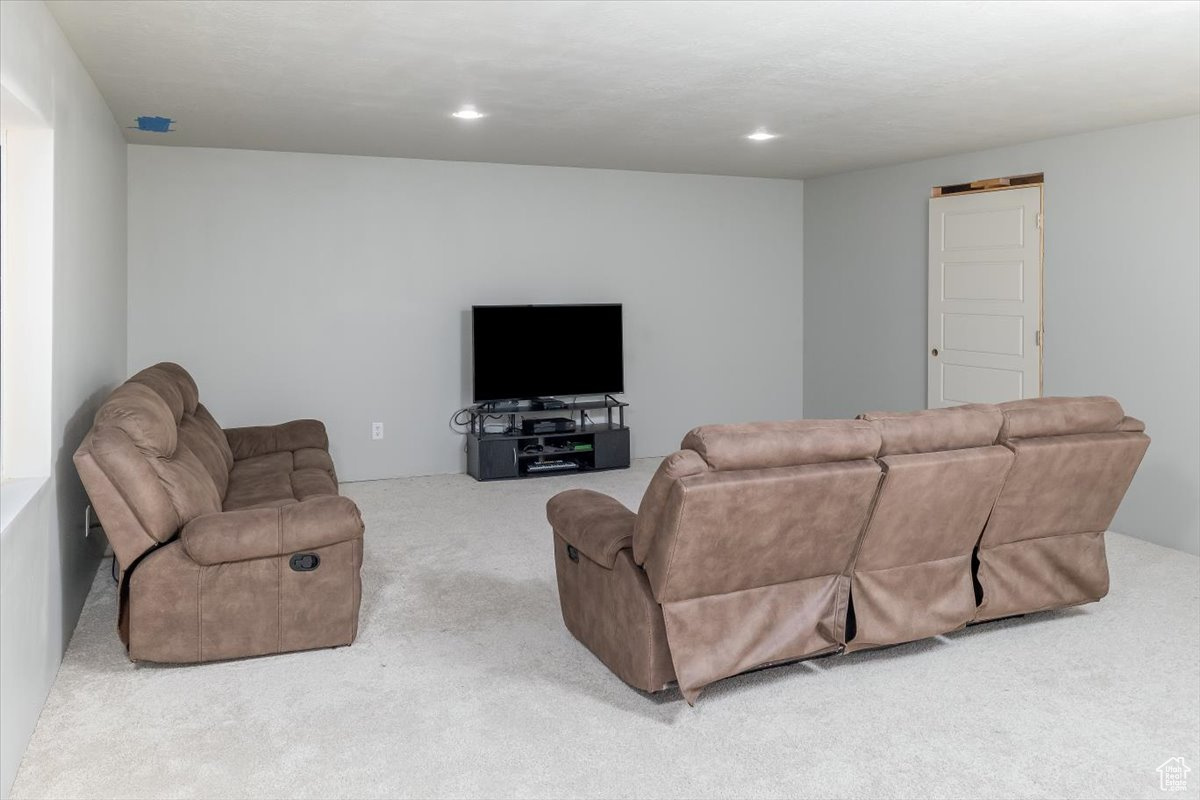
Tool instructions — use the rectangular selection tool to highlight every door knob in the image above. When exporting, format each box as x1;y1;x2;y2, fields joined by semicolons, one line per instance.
931;348;939;357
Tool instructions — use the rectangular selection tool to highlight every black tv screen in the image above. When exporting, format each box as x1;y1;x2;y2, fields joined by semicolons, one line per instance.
472;304;624;402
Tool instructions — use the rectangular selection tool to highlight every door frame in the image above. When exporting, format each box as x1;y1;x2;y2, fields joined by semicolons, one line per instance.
928;175;1045;401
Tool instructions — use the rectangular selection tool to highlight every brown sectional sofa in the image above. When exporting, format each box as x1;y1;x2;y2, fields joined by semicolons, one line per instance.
74;363;364;663
549;396;1148;703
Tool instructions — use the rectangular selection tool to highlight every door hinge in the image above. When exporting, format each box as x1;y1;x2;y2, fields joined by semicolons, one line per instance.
1036;212;1044;229
1035;329;1042;347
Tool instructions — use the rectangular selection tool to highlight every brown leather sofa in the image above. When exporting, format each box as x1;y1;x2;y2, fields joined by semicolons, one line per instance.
549;396;1147;703
74;363;365;663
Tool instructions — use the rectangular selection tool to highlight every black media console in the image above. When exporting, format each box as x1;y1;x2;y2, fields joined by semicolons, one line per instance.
465;397;630;481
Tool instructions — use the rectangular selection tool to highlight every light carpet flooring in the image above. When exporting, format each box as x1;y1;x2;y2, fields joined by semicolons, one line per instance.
10;458;1200;800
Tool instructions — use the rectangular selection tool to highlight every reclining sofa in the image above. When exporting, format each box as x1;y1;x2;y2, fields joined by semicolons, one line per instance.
549;396;1148;703
74;363;365;663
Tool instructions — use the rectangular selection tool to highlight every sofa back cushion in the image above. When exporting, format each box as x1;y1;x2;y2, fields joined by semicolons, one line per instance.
982;397;1149;548
638;422;883;592
679;419;882;471
636;419;881;602
847;405;1013;647
854;405;1009;569
632;419;882;700
75;363;229;568
997;395;1124;440
858;404;1001;456
178;405;234;496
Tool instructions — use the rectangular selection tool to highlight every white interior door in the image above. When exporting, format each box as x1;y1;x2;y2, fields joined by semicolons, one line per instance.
928;185;1042;408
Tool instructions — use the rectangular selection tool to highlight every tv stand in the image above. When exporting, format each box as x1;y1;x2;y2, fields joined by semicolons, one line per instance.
465;397;630;481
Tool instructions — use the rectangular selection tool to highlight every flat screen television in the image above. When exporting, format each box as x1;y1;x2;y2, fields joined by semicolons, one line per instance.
472;304;624;402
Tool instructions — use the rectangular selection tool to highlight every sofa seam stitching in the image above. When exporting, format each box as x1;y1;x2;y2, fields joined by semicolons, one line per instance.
350;537;358;644
663;569;854;605
657;482;690;601
840;467;887;642
969;447;1018;613
634;555;655;687
982;528;1104;550
277;507;284;653
196;567;203;662
855;550;975;575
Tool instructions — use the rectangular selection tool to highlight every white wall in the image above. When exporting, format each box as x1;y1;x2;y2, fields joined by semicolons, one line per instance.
0;96;53;483
804;115;1200;555
0;1;127;796
128;146;805;481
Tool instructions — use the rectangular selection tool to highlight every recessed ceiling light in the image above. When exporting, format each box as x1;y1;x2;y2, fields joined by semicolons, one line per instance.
452;106;486;120
745;129;778;142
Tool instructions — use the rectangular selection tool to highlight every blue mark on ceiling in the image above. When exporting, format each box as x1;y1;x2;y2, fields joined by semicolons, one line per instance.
131;116;175;133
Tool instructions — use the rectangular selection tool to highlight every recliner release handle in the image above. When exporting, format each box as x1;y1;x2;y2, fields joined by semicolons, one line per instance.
566;544;579;563
289;552;320;572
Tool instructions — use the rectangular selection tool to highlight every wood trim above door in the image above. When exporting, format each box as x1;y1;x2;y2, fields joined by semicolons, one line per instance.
931;172;1044;198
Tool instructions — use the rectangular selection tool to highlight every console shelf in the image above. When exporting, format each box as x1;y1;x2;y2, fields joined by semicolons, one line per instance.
465;402;630;481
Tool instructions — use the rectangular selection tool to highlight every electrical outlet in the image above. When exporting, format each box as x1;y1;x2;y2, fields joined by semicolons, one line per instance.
371;422;384;440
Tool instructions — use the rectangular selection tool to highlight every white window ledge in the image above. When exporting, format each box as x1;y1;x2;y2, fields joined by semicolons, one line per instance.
0;476;50;534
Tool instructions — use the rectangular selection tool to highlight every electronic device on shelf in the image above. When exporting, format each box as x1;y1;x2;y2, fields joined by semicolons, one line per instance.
479;398;566;412
526;460;580;474
520;417;576;434
480;400;523;412
522;417;576;435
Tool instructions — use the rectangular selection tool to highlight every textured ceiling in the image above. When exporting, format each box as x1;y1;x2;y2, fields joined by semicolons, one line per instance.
47;0;1200;179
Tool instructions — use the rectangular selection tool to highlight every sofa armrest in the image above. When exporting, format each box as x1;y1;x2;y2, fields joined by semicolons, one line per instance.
224;419;329;460
546;489;635;569
182;496;364;566
1118;416;1146;433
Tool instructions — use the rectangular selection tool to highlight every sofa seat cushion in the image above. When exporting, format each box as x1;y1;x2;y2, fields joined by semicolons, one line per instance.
224;453;293;509
223;450;339;511
294;447;336;477
291;468;338;501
